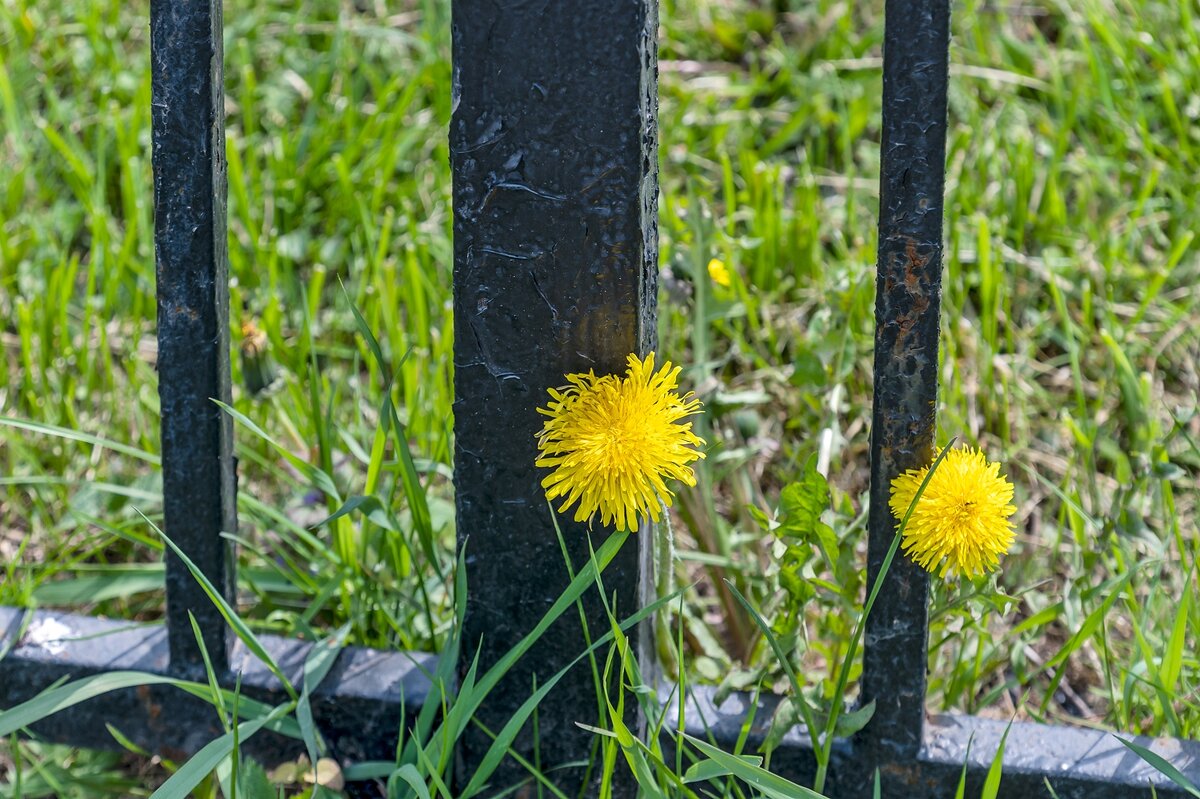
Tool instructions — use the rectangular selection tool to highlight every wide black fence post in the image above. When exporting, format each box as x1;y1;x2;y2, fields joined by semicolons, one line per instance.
150;0;237;678
859;0;951;788
451;0;659;794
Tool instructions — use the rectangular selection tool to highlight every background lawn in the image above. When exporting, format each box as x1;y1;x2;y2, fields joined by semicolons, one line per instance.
1;0;1198;793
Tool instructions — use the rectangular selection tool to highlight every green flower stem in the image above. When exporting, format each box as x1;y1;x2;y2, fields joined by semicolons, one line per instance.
813;440;955;794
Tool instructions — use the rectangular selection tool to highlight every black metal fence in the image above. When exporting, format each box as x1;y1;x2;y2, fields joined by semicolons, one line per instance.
2;0;1199;797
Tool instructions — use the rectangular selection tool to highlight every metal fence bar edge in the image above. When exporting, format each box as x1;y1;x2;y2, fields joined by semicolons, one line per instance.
860;0;952;777
149;0;238;678
449;0;659;793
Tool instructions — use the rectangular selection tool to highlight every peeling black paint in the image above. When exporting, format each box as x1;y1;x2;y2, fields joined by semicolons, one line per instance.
150;0;237;678
450;1;659;795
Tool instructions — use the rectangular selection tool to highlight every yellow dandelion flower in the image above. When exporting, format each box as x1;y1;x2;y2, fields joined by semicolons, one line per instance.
889;446;1016;578
707;258;732;288
535;352;705;532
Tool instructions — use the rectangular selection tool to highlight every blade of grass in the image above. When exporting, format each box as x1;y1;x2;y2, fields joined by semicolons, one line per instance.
1114;737;1200;798
457;589;685;797
295;623;351;771
954;733;974;799
981;721;1012;799
723;580;821;756
188;611;230;731
0;417;160;465
148;703;293;799
813;441;957;791
681;734;828;799
0;672;182;737
143;511;298;700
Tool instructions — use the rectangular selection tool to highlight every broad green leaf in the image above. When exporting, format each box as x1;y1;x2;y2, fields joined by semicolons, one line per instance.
833;699;875;738
776;461;837;563
779;546;816;603
764;695;802;753
236;757;277;799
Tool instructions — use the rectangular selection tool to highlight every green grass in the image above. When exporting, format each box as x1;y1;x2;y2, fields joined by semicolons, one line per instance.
2;0;1199;794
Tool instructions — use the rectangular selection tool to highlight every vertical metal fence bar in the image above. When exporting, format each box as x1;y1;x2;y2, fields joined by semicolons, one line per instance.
451;0;659;793
859;0;952;781
150;0;237;677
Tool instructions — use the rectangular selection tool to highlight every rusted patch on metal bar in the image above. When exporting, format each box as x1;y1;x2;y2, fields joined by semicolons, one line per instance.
859;0;951;787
